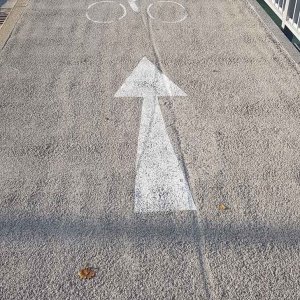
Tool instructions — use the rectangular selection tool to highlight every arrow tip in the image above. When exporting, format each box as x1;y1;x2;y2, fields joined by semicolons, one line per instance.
115;57;187;97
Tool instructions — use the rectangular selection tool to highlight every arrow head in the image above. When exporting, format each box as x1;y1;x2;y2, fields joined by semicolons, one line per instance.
115;57;187;98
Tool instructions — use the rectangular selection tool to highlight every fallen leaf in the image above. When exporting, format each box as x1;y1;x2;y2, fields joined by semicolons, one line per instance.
217;203;228;211
78;267;96;280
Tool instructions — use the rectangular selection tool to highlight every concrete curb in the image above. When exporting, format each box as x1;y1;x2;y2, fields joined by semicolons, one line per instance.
0;0;28;50
245;0;300;66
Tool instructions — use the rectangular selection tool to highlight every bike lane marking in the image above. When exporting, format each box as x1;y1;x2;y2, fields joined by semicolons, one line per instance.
115;57;197;213
86;1;127;24
85;0;188;24
147;1;188;23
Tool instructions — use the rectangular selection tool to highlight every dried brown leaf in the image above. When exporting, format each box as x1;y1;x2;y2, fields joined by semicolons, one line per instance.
217;203;228;211
78;267;96;280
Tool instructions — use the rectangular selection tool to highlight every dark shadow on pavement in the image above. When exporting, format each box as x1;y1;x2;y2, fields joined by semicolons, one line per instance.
0;213;299;248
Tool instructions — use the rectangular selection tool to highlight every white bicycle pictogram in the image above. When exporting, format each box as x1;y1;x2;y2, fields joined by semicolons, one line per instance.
86;0;188;24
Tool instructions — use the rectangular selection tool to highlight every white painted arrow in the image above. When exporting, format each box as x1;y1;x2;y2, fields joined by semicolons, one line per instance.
115;57;196;213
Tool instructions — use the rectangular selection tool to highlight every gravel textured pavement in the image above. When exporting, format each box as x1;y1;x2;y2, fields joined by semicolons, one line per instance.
0;0;300;299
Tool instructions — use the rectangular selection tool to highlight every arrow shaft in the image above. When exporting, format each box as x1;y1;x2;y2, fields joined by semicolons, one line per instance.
135;95;196;212
136;95;159;168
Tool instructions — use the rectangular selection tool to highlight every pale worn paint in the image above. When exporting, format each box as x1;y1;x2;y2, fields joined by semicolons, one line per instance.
147;1;188;23
115;57;197;213
86;1;127;24
128;0;140;12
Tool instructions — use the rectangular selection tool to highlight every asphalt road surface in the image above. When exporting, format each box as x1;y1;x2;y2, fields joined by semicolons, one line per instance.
1;0;300;299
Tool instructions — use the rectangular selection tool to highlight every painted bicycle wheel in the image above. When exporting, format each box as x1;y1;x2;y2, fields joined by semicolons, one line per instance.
86;1;126;24
147;1;188;23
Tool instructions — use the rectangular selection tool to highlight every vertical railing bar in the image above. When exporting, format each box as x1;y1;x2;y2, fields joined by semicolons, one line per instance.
279;0;282;9
292;0;298;23
282;0;291;27
295;0;300;25
297;3;300;29
263;0;300;38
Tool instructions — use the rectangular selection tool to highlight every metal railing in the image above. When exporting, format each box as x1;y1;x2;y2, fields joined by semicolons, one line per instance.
264;0;300;40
